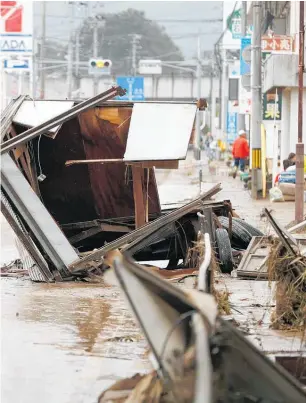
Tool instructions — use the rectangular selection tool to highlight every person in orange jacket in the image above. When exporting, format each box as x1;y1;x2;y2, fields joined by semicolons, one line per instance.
232;129;249;179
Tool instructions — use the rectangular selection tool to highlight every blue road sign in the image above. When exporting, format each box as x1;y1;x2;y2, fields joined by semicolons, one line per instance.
3;58;30;70
116;76;145;101
240;37;251;76
226;112;238;144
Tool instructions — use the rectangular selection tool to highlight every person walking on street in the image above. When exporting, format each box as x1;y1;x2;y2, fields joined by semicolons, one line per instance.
232;129;249;179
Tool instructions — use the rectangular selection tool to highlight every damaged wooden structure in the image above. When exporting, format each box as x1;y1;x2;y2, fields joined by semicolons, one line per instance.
1;89;215;282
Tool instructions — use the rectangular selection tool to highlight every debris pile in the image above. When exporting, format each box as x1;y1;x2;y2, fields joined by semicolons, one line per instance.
0;259;28;278
98;252;306;403
268;240;306;330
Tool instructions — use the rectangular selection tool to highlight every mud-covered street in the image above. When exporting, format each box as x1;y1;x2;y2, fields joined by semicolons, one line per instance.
0;156;302;403
1;275;151;403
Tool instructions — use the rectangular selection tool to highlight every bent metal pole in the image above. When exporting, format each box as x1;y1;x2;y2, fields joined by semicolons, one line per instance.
295;1;305;223
0;86;126;155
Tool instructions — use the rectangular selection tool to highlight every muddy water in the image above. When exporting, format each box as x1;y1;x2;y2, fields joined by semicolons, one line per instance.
1;152;300;403
1;277;151;403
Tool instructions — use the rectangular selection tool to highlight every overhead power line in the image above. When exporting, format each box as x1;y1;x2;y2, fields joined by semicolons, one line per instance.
155;18;222;23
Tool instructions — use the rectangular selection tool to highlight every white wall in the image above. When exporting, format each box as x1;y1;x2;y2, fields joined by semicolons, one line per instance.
2;73;218;106
263;120;281;159
289;88;306;152
80;75;219;100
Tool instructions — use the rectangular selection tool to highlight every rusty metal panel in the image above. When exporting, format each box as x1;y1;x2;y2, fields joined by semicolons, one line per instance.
124;103;197;161
9;104;160;232
33;118;98;224
78;108;161;219
1;87;125;155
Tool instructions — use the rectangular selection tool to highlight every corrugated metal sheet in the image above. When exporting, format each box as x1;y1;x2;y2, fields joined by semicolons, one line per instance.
15;238;46;282
1;189;50;282
124;103;197;161
13;100;74;137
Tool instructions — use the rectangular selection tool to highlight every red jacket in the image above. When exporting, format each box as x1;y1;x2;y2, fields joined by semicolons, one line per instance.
232;137;249;159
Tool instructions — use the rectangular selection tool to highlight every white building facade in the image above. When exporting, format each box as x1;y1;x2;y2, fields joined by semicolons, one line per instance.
257;2;306;166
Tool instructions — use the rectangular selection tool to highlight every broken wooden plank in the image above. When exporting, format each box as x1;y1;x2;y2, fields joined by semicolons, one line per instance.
236;236;270;279
69;223;131;245
69;183;222;271
66;158;179;169
288;219;306;234
132;165;146;228
126;222;176;256
264;208;297;255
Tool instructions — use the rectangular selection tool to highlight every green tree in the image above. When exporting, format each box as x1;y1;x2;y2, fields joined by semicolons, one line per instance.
79;8;184;75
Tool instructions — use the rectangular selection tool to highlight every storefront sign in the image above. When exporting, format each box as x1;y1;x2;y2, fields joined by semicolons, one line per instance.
226;112;238;143
262;90;282;121
261;35;293;53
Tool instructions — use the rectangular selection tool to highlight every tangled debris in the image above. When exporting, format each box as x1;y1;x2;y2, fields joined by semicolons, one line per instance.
0;259;28;278
268;240;306;330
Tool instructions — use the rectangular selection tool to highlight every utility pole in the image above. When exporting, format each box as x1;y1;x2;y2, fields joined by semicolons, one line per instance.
195;34;202;160
131;34;141;76
67;41;73;98
75;30;80;78
250;1;262;199
209;61;216;138
295;1;305;222
220;47;227;157
238;1;247;132
93;20;98;95
39;1;46;99
67;2;75;98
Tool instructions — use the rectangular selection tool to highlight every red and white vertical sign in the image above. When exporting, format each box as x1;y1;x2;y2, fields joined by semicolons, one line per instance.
0;1;33;54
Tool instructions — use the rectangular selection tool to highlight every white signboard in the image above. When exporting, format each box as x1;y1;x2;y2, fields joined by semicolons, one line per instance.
0;1;33;54
239;83;251;114
124;103;197;161
138;60;162;75
228;60;240;78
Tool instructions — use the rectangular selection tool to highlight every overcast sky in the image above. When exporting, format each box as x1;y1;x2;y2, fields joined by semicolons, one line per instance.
34;1;223;59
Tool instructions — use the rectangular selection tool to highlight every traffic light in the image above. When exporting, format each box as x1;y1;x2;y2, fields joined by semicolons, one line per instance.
88;59;112;75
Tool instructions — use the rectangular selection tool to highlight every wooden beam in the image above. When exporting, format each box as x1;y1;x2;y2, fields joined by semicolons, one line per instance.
132;165;146;229
68;223;131;245
65;158;179;169
135;161;179;169
69;226;104;245
62;220;132;232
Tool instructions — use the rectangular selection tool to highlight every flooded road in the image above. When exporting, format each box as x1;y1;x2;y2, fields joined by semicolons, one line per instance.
1;277;151;403
1;153;301;402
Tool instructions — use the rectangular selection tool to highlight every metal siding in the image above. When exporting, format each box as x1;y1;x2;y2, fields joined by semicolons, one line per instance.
124;103;197;161
1;154;79;270
34;118;98;224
